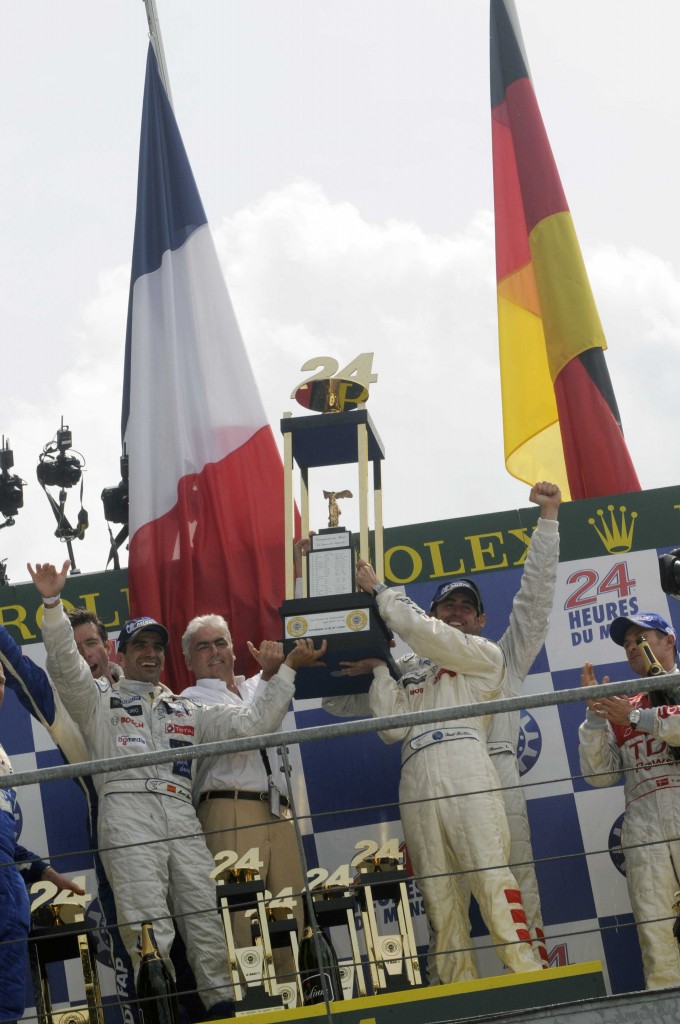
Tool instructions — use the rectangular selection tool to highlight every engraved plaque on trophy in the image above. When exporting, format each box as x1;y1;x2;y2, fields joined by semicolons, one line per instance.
308;493;354;598
280;354;396;699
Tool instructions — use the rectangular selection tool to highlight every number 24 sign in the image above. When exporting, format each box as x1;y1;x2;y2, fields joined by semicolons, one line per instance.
564;561;636;609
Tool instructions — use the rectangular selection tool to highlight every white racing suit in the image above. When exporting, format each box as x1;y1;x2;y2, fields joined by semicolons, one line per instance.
42;602;296;1010
369;589;542;983
324;518;558;977
489;516;559;966
579;674;680;988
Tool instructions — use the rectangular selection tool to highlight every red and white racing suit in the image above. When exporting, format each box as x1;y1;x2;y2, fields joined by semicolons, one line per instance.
369;589;542;983
489;516;558;965
579;676;680;988
42;602;296;1009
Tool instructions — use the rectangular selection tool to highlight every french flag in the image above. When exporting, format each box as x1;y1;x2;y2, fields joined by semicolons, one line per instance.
122;44;287;691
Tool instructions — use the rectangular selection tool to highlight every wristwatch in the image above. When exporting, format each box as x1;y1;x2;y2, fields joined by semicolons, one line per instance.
373;582;388;597
627;708;642;727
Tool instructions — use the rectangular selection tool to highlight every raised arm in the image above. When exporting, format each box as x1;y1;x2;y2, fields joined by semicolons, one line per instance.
498;482;561;689
199;639;326;741
28;560;103;732
356;561;503;692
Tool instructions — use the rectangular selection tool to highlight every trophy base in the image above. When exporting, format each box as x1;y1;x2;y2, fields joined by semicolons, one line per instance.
280;593;396;699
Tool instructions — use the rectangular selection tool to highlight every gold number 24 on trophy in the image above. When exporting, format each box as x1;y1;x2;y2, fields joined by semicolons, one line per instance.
291;353;378;398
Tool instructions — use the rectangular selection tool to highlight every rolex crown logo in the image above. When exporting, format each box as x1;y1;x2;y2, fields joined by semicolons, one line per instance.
588;504;638;553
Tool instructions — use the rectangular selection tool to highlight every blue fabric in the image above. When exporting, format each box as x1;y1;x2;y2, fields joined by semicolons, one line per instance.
0;856;30;1024
122;43;207;440
0;624;56;725
1;765;31;1024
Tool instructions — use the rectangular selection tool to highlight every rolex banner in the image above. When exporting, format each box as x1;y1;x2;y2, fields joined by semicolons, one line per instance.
2;484;679;1016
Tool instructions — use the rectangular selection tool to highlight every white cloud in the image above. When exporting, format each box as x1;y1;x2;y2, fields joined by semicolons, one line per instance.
2;182;678;581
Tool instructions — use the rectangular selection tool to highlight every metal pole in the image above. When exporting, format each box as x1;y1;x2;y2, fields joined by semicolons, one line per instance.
143;0;174;107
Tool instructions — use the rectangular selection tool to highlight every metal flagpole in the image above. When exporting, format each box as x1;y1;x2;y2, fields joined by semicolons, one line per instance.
143;0;174;108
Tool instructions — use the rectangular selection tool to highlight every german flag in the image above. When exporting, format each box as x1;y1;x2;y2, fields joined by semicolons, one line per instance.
490;0;640;500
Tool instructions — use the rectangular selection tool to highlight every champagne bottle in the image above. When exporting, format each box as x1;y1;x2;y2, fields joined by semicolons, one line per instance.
298;899;342;1005
635;636;664;676
137;921;180;1024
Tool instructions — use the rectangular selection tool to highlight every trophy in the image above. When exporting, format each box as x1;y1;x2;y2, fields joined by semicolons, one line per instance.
216;868;285;1011
353;857;422;992
28;880;104;1024
280;354;396;699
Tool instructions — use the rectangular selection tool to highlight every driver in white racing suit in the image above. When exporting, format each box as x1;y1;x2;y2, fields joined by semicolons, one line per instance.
354;559;544;984
579;611;680;989
29;559;325;1019
325;482;560;978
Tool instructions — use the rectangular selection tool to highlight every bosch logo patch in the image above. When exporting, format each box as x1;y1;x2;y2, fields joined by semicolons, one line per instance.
120;716;145;729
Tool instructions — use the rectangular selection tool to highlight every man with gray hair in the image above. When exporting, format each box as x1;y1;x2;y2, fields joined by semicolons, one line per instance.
181;615;304;986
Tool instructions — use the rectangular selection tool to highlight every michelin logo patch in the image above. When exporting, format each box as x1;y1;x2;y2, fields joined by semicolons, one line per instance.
608;813;626;876
517;710;542;777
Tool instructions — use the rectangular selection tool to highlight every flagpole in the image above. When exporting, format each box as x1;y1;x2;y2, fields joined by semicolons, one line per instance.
143;0;174;108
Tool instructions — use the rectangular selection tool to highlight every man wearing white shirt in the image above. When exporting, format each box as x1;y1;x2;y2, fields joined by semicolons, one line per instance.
181;615;305;984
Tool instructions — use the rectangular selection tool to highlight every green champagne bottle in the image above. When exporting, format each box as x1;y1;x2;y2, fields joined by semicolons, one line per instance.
137;921;180;1024
298;900;342;1004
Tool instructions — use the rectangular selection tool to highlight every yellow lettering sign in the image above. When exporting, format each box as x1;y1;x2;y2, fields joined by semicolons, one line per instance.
423;540;464;579
0;605;37;640
465;532;508;572
384;546;422;585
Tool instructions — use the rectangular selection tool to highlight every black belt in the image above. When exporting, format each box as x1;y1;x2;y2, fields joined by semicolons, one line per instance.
199;789;289;809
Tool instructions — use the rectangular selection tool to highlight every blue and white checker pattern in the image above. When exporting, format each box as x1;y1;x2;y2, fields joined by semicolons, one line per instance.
2;543;678;1018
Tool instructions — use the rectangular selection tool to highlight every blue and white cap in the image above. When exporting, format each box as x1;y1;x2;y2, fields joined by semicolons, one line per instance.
609;612;676;647
117;616;169;652
429;578;484;615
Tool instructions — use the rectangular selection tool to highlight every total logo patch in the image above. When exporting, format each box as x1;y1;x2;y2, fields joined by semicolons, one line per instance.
517;709;542;777
608;812;627;876
165;724;195;736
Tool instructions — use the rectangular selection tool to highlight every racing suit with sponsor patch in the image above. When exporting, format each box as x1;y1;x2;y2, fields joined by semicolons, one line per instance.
0;625;139;1024
323;518;558;974
579;678;680;988
369;589;542;983
489;516;559;964
41;602;296;1010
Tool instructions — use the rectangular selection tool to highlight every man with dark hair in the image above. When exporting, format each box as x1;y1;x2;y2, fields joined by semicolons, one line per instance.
327;482;560;980
580;612;680;988
66;608;119;684
29;559;325;1019
0;613;135;1022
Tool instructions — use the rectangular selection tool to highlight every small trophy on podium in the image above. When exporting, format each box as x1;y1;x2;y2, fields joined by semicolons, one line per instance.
279;354;396;699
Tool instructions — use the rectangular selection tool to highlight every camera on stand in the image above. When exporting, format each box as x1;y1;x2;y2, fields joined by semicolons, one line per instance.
36;420;88;573
36;423;83;490
0;438;25;526
102;453;129;571
101;455;129;525
659;549;680;600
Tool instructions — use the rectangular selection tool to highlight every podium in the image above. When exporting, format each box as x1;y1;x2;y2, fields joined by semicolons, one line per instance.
29;920;104;1024
353;859;422;993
